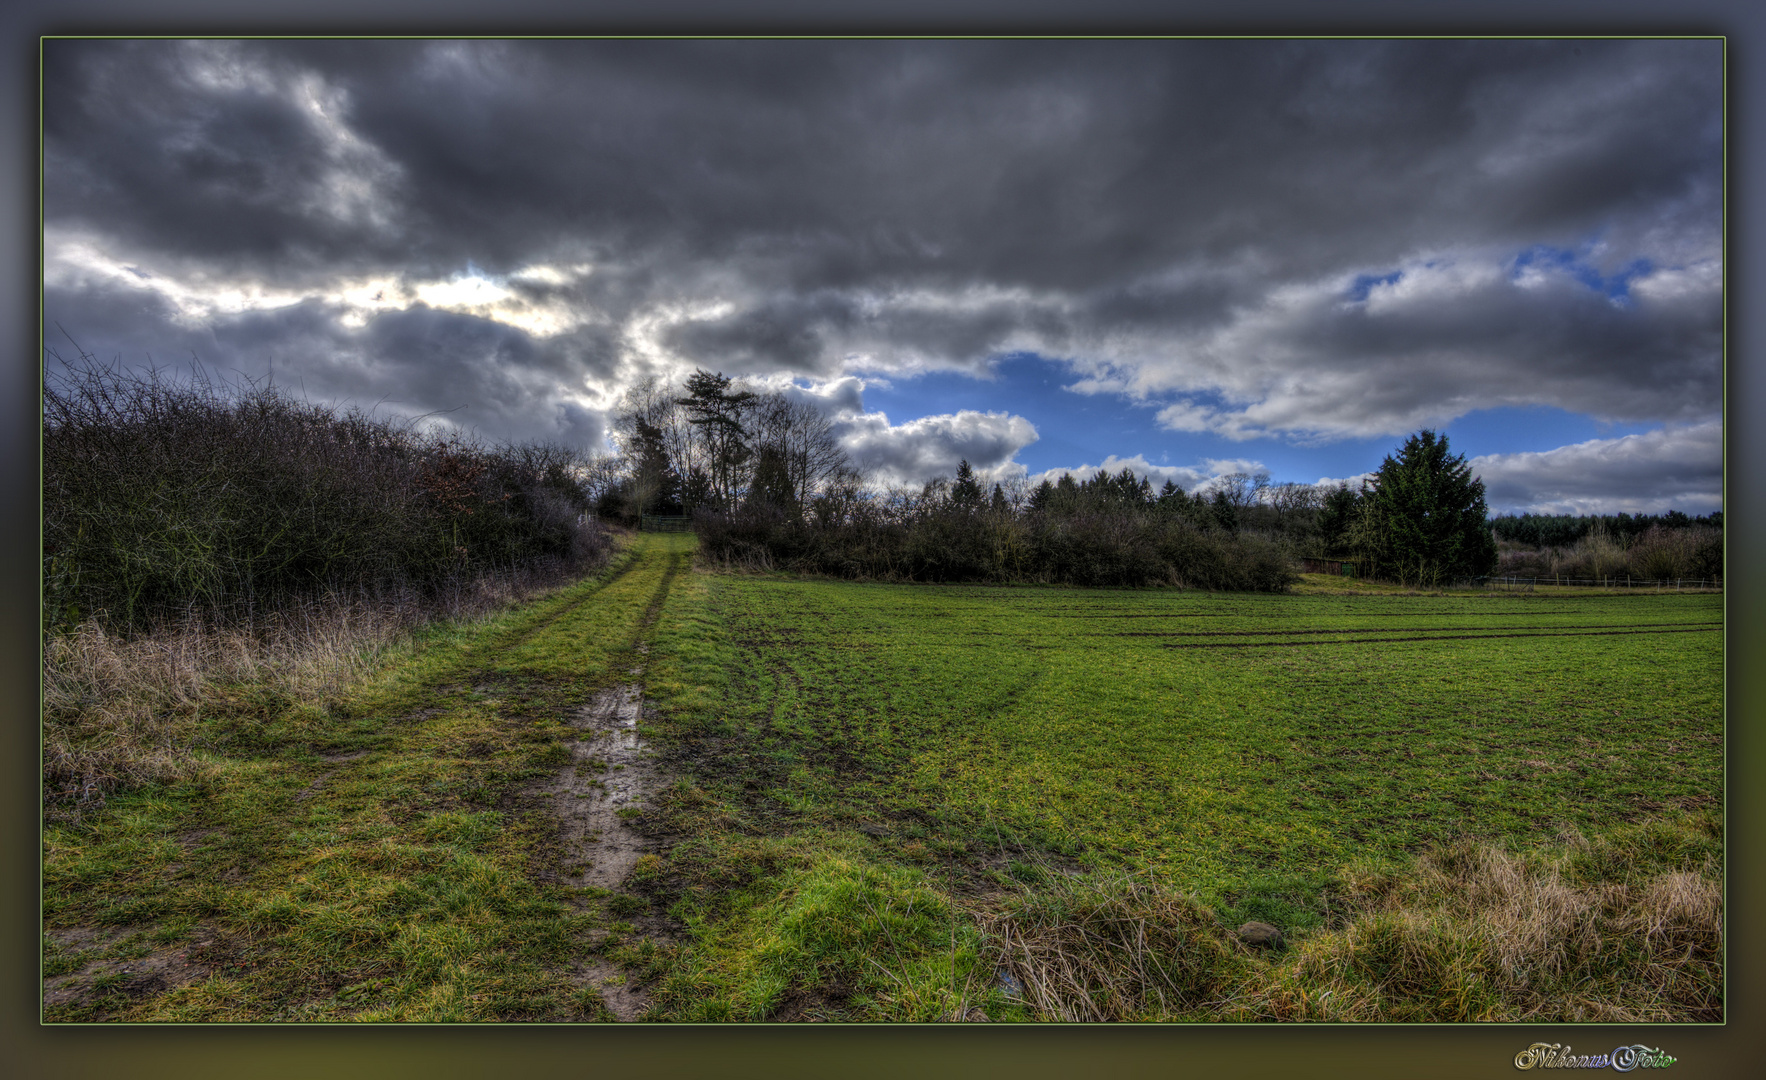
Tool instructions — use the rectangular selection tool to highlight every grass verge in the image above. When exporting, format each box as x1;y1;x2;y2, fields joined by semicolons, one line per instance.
41;535;696;1022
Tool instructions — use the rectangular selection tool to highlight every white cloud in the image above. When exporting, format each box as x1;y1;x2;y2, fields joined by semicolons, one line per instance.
1023;454;1269;496
1471;421;1721;515
836;409;1039;488
738;374;871;418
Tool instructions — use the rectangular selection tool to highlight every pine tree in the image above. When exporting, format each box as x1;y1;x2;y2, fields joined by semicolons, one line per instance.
951;459;984;508
677;370;757;510
1210;488;1238;531
745;444;797;515
630;417;680;516
1317;482;1359;555
1359;429;1497;586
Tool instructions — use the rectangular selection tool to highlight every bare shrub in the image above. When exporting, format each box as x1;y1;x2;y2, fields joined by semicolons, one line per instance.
1492;523;1722;585
1625;525;1722;582
1557;522;1629;581
44;352;607;630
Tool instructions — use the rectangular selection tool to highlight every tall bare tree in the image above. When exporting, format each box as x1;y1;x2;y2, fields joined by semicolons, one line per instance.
748;393;850;509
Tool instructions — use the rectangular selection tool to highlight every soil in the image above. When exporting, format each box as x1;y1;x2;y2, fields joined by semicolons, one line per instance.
544;681;665;892
42;923;236;1016
542;617;677;1021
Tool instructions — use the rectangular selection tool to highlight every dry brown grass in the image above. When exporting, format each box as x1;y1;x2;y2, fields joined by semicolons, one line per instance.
979;869;1235;1021
42;562;590;819
967;821;1719;1023
1239;829;1722;1022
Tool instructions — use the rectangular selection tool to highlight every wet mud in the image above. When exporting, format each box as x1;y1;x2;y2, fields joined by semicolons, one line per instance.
545;681;664;892
545;552;685;1021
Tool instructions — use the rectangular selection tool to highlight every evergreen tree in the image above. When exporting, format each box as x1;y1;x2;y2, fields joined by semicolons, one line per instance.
630;417;681;516
1359;429;1497;586
1053;473;1080;515
951;459;985;508
744;444;797;515
1155;479;1185;518
677;370;757;510
1317;482;1359;555
1210;488;1238;531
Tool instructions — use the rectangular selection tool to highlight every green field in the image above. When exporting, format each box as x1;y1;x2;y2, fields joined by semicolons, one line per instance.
683;577;1721;887
640;557;1722;1021
42;535;1723;1023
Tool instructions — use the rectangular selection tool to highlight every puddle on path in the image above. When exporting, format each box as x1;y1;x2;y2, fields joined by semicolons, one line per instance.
547;682;662;892
544;560;683;1021
543;649;671;1021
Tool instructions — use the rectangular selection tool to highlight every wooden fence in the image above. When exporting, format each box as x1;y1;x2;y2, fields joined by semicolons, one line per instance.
1475;576;1720;590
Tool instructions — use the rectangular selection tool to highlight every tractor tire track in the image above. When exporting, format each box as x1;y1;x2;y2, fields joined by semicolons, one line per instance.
543;541;686;1021
1159;625;1721;649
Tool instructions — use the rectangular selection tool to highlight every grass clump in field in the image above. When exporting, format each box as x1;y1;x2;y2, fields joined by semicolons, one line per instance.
982;867;1235;1021
1238;815;1722;1022
648;837;995;1022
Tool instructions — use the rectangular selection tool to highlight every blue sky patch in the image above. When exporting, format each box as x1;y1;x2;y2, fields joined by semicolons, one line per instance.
861;352;1664;489
1512;244;1653;303
1345;269;1402;302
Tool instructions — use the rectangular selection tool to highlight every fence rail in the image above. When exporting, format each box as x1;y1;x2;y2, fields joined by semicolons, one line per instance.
1474;576;1720;590
639;514;693;533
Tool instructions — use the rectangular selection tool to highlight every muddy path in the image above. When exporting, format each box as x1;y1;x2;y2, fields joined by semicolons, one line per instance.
544;545;684;1020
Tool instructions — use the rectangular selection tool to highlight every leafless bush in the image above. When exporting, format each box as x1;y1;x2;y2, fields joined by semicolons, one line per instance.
44;351;607;630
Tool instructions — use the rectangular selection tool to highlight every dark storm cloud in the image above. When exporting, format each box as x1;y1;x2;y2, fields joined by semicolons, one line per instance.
44;276;619;450
43;37;1721;488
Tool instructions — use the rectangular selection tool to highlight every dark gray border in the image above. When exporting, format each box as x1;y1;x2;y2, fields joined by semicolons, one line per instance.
9;5;1757;1078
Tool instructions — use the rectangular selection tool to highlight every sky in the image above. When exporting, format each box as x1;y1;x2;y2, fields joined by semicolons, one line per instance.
41;38;1723;515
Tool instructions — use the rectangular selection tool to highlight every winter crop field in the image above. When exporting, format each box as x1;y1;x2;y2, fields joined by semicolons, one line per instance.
639;555;1723;1021
43;537;1724;1023
686;576;1723;895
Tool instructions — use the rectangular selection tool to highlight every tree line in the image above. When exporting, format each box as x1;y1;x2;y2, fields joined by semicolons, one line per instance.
595;370;1311;589
47;349;1714;623
593;379;1583;589
606;387;1717;592
1489;510;1722;549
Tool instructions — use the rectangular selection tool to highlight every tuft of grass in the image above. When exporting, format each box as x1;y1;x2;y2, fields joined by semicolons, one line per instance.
1235;819;1722;1022
981;865;1236;1022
